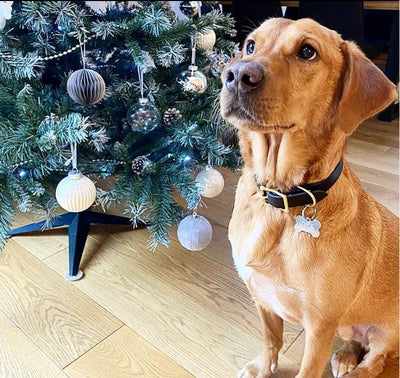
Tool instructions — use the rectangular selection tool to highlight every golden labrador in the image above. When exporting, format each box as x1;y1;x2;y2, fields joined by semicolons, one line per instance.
220;18;398;378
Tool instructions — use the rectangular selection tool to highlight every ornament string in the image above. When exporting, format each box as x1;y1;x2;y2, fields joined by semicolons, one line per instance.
79;34;87;69
196;1;202;17
137;66;144;100
190;36;197;66
70;142;78;171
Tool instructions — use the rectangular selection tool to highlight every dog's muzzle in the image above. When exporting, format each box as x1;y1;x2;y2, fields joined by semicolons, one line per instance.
225;61;264;94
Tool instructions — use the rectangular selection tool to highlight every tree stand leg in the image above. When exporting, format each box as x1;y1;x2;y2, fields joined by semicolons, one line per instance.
8;210;132;281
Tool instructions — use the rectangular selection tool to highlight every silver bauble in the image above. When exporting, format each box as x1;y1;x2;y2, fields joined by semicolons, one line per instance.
177;214;212;251
67;68;106;105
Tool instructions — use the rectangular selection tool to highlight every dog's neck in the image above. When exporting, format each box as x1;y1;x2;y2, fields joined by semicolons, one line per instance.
239;128;346;192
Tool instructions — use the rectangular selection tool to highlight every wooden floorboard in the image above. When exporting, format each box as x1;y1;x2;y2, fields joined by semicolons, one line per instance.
0;240;122;368
44;240;300;377
0;310;66;377
2;116;399;377
65;325;195;378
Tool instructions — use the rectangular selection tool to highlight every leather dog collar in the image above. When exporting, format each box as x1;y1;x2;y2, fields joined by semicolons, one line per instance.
257;159;343;212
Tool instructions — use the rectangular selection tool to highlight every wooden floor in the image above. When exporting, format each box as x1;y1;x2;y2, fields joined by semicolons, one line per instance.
1;116;398;378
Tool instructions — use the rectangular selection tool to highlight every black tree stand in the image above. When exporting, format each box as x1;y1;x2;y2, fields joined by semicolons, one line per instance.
8;210;132;281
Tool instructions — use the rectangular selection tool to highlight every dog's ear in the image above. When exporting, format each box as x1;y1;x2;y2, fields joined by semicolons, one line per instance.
337;41;397;135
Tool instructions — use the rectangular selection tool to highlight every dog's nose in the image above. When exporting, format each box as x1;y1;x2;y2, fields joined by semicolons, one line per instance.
225;61;264;93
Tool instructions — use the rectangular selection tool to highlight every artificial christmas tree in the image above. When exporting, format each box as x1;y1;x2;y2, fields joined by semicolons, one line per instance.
0;1;241;268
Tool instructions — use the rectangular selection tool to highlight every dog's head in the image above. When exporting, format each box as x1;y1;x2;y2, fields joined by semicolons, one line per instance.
220;18;397;135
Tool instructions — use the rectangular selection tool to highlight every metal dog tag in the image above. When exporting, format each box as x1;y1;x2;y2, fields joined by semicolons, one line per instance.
294;215;321;238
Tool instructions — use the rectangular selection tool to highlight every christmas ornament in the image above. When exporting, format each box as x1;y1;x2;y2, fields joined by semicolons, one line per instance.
56;170;97;212
127;66;160;133
127;98;160;133
163;107;182;126
179;1;198;18
221;126;239;149
85;1;115;14
210;52;231;77
177;65;207;94
0;16;6;30
195;165;224;198
177;213;212;251
67;68;106;105
177;36;207;94
15;168;29;180
195;29;216;53
0;1;13;30
0;1;13;20
131;155;150;175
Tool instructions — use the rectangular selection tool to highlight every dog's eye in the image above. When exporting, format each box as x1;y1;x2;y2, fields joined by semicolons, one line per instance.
298;44;317;60
246;40;255;55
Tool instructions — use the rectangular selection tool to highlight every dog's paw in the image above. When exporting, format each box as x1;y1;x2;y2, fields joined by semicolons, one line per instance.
331;342;361;377
237;355;278;378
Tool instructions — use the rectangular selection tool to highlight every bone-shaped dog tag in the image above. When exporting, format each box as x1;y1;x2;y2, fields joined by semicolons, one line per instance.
294;215;321;238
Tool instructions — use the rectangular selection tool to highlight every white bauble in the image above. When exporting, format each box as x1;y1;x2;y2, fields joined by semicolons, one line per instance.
56;170;96;212
177;214;212;251
195;165;224;198
0;1;13;20
195;29;216;52
85;1;115;14
0;15;5;30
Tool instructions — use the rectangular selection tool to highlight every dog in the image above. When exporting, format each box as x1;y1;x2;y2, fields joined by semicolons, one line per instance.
220;18;398;378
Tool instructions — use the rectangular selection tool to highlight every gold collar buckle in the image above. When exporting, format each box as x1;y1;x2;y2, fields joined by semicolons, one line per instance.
259;186;289;213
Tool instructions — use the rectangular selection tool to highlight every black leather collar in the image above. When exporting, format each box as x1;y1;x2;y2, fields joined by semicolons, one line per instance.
257;159;343;212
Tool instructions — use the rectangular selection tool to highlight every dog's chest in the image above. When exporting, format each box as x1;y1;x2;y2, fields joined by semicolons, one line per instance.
231;226;304;324
233;248;303;324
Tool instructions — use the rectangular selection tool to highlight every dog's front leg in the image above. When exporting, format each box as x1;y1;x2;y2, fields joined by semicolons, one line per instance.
238;304;283;378
295;323;336;378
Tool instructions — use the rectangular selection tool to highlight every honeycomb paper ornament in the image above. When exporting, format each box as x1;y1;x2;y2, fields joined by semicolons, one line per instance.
67;68;106;105
195;165;224;198
177;213;212;251
56;170;97;212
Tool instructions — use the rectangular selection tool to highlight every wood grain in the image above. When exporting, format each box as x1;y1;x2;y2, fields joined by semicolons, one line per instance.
90;224;303;342
0;240;122;368
0;310;66;378
65;325;194;378
45;244;261;377
11;211;69;260
345;139;398;175
45;240;300;378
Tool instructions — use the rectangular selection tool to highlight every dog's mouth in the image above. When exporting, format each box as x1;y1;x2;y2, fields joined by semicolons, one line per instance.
222;100;295;131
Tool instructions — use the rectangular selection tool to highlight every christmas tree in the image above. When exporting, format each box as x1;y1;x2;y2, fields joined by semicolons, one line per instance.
0;1;241;250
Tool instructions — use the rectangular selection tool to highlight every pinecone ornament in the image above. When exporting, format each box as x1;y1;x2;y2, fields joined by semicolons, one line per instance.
163;107;182;126
131;155;150;175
